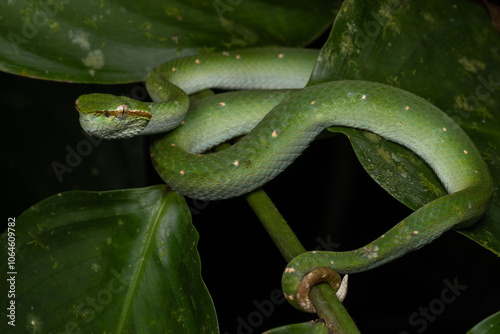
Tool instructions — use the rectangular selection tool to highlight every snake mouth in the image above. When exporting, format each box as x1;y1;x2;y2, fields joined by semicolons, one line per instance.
78;113;102;137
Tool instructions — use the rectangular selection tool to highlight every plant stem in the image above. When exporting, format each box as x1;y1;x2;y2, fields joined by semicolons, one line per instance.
309;284;359;333
245;188;359;333
245;189;305;262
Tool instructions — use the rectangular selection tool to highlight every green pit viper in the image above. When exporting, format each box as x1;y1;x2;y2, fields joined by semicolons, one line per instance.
75;47;493;313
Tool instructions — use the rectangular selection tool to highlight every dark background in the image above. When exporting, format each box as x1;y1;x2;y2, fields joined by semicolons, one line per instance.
2;21;500;334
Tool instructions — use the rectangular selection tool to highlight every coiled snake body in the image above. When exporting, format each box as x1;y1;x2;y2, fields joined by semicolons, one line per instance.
76;48;493;312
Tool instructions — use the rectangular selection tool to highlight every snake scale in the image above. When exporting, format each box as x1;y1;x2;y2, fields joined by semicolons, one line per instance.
75;47;493;313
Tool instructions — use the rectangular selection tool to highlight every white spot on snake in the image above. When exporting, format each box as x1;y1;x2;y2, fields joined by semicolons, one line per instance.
235;55;241;59
219;102;226;107
405;106;410;110
311;101;315;105
285;267;296;273
278;53;285;59
475;170;479;174
469;204;472;209
233;160;239;166
443;127;447;132
181;121;185;124
195;59;200;64
180;170;185;175
463;150;468;154
222;51;230;56
171;143;175;147
289;295;294;300
413;231;419;235
172;67;176;72
272;130;279;137
362;94;367;100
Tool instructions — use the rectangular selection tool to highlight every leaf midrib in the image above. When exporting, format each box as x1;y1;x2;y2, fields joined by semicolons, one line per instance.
115;191;169;333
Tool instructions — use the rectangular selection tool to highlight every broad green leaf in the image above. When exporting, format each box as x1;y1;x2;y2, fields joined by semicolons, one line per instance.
264;321;330;334
310;0;500;254
327;127;447;208
0;0;339;83
467;310;500;334
0;186;218;333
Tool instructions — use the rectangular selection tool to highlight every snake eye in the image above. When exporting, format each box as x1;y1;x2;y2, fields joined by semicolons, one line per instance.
116;104;130;119
104;112;111;118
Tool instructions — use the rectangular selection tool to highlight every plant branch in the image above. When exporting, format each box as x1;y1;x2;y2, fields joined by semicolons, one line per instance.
245;188;359;333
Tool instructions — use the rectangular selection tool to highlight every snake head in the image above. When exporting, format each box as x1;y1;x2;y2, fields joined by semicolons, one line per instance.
75;94;152;139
